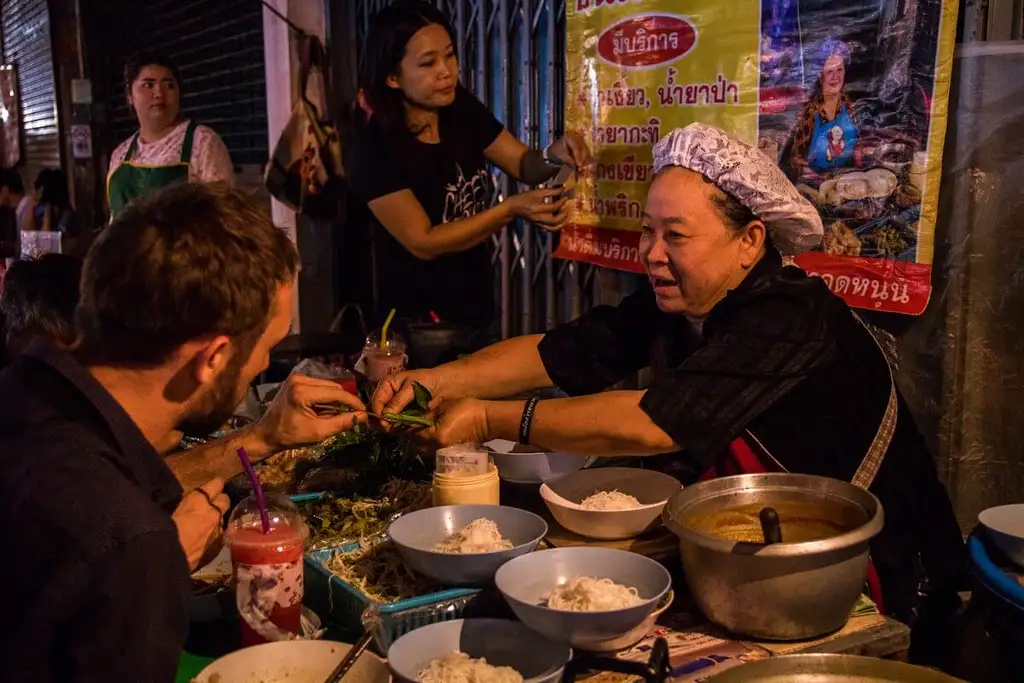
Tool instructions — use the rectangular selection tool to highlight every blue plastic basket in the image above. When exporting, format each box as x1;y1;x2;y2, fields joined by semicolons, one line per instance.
303;543;485;646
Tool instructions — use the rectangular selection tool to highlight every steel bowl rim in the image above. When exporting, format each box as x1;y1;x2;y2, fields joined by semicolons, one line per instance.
389;505;549;557
662;473;884;557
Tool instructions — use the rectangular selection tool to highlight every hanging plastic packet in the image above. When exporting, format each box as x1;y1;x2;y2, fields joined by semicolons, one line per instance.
435;443;491;476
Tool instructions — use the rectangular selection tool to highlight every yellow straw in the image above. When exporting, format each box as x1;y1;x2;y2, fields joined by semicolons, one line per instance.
380;308;396;350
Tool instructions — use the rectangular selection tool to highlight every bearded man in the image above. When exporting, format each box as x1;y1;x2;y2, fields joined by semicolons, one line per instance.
0;182;366;683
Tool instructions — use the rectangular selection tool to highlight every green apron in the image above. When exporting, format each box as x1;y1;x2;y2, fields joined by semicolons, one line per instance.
107;121;198;219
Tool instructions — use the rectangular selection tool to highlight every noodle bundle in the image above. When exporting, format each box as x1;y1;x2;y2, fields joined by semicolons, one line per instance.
433;518;513;554
545;576;643;611
580;490;642;511
419;652;523;683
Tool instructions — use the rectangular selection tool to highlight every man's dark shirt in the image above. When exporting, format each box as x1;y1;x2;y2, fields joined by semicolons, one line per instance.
0;341;190;683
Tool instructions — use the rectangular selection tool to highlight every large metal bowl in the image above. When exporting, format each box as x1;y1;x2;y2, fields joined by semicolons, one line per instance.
494;547;672;650
388;505;547;586
708;654;964;682
387;618;571;683
663;473;883;640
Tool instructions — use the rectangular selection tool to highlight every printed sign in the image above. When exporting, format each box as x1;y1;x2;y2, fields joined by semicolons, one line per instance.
558;0;959;315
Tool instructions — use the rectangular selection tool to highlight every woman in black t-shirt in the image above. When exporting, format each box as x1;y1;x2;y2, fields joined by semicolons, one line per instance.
349;0;591;341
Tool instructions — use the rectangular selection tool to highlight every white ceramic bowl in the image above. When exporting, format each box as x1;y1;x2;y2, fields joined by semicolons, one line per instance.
541;467;682;540
979;504;1024;567
494;547;673;651
193;639;388;683
485;439;593;483
387;618;571;683
388;505;548;586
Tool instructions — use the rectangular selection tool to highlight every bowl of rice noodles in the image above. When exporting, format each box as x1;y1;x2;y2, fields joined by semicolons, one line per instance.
388;505;548;586
494;547;672;650
540;467;682;540
387;618;571;683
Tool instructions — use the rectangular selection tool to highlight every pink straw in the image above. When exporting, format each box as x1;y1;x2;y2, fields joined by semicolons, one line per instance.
236;447;270;534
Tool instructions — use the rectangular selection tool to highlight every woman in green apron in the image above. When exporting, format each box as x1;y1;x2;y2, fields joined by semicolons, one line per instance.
107;52;235;218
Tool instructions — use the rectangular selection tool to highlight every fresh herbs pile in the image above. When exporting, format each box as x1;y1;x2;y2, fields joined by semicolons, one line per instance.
252;381;437;495
299;479;432;549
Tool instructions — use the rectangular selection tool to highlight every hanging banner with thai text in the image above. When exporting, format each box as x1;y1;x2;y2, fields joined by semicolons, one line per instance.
556;0;959;315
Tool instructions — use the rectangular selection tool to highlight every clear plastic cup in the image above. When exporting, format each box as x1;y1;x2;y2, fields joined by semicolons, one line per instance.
224;493;309;646
362;329;407;384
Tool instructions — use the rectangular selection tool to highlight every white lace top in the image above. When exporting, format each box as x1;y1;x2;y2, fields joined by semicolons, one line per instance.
107;120;235;186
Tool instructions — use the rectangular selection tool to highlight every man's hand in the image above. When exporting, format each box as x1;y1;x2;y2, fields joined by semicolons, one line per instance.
421;397;491;447
173;478;230;571
251;374;367;452
372;369;442;417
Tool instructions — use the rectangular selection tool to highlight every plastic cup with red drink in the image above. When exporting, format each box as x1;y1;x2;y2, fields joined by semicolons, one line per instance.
223;494;309;646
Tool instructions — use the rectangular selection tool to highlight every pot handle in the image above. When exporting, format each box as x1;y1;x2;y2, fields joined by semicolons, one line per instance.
561;636;671;683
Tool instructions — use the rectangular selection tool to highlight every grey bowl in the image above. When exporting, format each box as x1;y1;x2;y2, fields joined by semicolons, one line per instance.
388;505;548;586
494;547;672;650
388;618;572;683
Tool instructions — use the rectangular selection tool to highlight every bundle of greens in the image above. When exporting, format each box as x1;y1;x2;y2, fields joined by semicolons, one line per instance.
299;479;432;549
380;381;434;428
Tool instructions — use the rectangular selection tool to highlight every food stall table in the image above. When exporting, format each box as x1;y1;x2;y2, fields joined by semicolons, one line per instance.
501;480;911;678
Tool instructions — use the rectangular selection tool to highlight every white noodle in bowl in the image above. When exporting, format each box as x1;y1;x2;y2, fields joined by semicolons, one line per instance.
544;576;643;611
579;490;642;511
433;518;514;554
419;652;523;683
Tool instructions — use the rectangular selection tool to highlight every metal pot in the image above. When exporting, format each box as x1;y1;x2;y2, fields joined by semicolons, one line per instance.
707;654;964;682
662;473;884;640
406;322;471;368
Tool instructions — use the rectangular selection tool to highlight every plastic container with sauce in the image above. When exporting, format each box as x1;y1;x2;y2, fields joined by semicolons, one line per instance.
433;463;500;506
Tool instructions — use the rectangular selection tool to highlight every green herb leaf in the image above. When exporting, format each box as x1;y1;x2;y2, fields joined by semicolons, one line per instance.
382;411;435;428
412;381;432;412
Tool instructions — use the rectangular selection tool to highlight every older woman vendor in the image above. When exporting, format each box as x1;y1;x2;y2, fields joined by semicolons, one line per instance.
374;123;965;628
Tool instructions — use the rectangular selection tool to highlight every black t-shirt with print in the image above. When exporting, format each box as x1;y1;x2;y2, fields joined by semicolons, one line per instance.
350;88;504;328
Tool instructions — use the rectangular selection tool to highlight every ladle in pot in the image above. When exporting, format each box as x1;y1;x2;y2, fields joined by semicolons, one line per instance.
759;506;783;545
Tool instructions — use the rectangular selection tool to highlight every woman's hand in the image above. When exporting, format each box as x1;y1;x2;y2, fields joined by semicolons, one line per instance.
548;132;593;168
372;369;444;417
501;188;570;230
422;398;491;447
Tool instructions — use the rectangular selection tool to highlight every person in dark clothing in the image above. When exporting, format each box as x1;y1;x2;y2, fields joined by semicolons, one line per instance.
375;123;967;629
0;182;366;683
349;0;590;339
0;167;30;256
0;254;82;356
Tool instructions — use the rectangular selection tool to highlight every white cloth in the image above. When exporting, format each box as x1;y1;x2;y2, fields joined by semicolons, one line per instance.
107;119;235;186
652;123;823;255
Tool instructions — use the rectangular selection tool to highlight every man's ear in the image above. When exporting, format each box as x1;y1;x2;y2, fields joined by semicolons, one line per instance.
189;335;232;387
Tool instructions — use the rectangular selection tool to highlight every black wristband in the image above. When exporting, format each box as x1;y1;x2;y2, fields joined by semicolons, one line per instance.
519;397;541;445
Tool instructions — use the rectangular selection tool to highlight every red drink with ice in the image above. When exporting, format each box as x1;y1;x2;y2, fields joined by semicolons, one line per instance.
224;495;309;646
